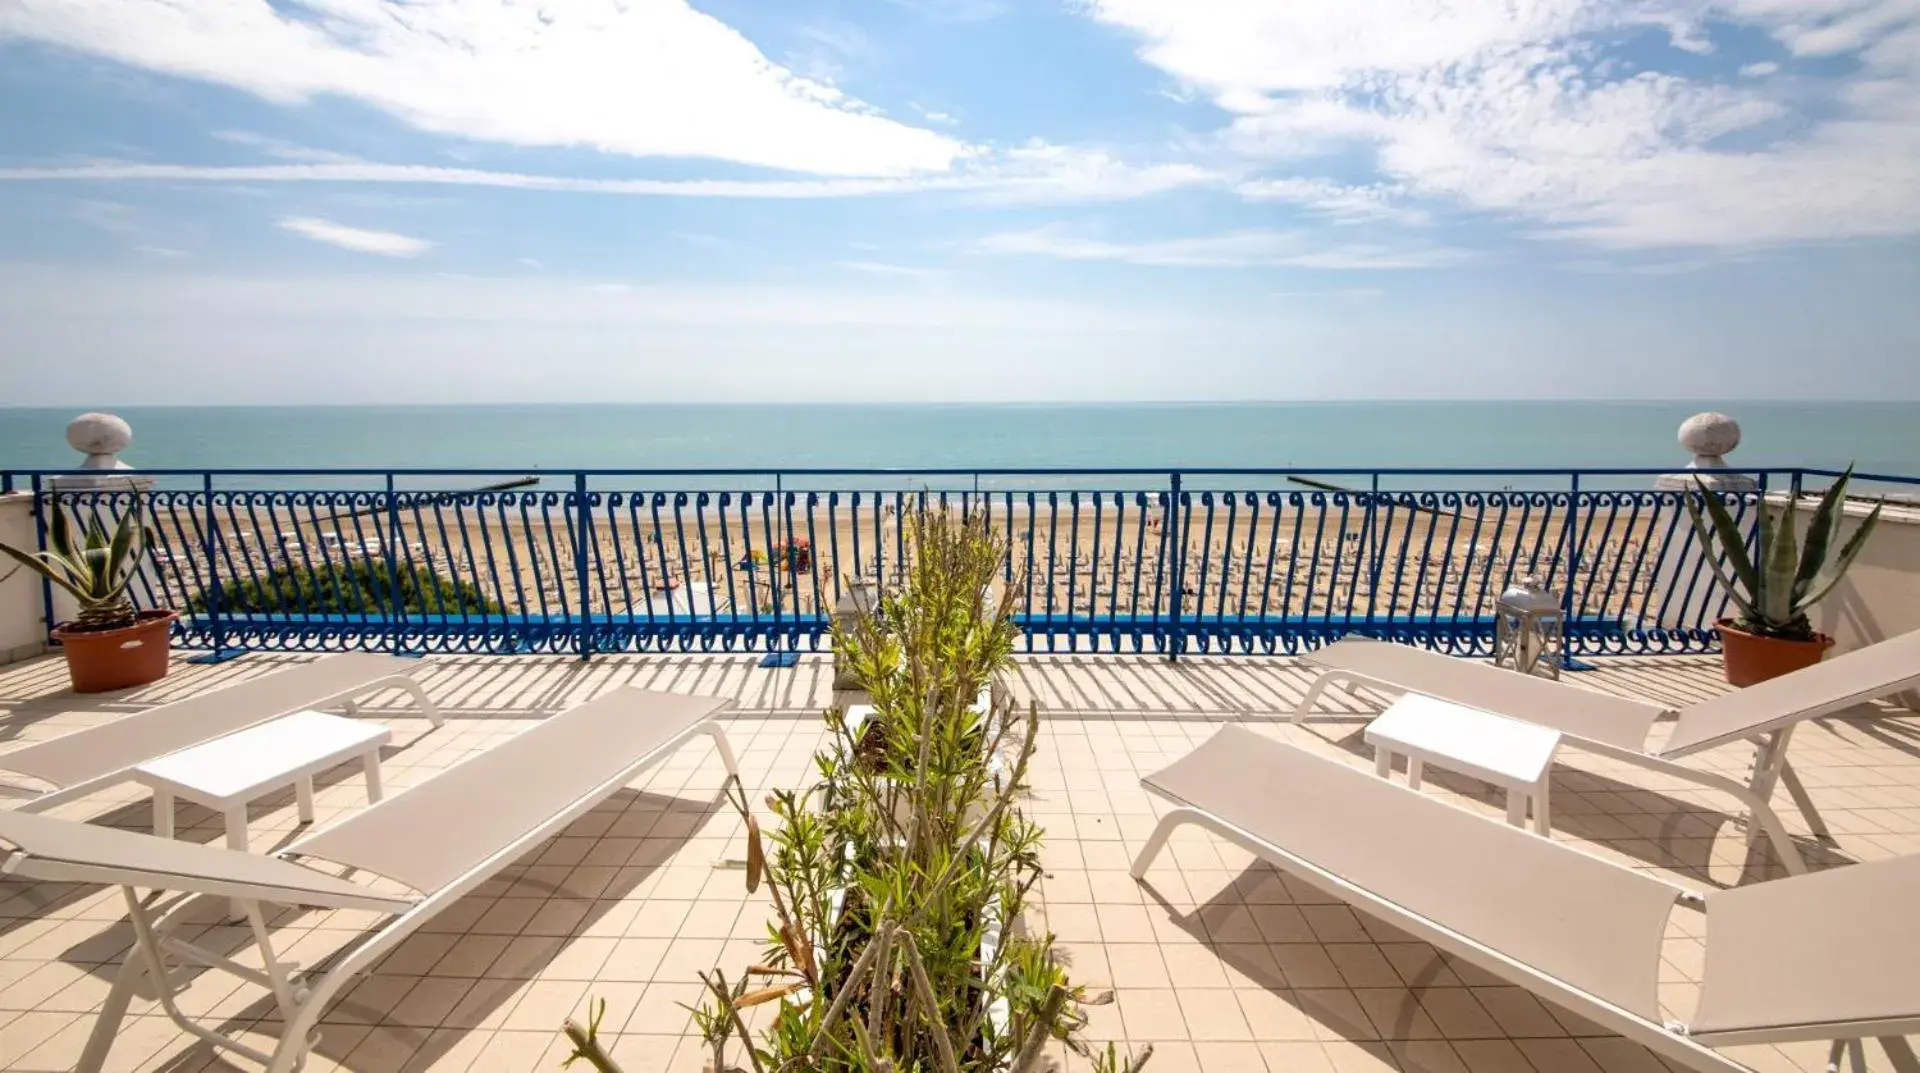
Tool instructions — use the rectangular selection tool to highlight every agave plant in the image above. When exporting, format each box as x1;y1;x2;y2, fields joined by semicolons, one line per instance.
1685;467;1883;642
0;489;150;633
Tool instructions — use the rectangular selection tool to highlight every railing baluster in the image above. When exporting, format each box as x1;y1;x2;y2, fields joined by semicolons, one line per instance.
202;474;226;659
573;473;591;660
28;475;52;644
1165;471;1184;661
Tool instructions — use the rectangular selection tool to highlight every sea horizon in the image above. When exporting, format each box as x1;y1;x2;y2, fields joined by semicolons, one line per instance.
4;401;1917;485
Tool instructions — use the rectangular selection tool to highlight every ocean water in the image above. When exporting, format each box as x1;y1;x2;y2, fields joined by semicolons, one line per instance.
1;402;1916;486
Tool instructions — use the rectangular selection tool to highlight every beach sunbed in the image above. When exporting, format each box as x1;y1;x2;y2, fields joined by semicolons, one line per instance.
1292;633;1920;874
1132;726;1920;1073
0;687;737;1073
1;653;440;813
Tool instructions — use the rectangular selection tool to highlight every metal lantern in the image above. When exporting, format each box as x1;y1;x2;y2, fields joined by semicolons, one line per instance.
830;580;881;693
1493;574;1565;680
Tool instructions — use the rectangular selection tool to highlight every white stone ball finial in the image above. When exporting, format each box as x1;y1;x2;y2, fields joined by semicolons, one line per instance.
1678;412;1740;465
1657;411;1756;491
66;412;134;471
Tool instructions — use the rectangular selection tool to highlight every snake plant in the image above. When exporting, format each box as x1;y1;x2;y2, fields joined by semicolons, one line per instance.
1685;468;1882;642
0;489;150;633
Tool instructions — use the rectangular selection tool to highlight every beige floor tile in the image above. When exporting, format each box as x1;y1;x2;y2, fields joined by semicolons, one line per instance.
1258;1040;1339;1073
1118;988;1192;1041
462;1028;559;1073
1190;1040;1270;1071
1446;1039;1539;1073
1320;1038;1402;1072
425;934;512;978
500;979;589;1032
1234;988;1318;1041
1352;989;1447;1041
389;978;476;1028
0;654;1913;1071
1163;943;1234;988
538;937;617;981
1105;944;1172;988
626;982;703;1036
1382;1039;1470;1073
1177;989;1255;1041
398;1027;496;1072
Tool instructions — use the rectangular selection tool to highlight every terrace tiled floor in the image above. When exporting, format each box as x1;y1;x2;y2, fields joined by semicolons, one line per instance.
1;649;1917;1073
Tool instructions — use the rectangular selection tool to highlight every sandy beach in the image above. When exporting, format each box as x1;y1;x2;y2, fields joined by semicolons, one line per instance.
131;491;1679;628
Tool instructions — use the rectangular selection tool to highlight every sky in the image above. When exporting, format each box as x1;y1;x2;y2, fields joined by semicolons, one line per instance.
2;0;1919;404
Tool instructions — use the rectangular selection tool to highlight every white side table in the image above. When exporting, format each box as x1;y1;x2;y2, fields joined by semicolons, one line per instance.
1362;692;1562;834
133;710;392;914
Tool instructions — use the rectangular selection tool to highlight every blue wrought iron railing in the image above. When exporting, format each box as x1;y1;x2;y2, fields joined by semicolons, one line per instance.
3;466;1907;660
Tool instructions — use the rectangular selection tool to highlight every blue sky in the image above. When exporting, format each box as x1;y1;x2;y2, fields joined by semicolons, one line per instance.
2;0;1918;404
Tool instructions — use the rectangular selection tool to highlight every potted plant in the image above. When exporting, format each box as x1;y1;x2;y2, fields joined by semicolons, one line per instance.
1685;467;1882;686
563;511;1149;1073
0;488;176;693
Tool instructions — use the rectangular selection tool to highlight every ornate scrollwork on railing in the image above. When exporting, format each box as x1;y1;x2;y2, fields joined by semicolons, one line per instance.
3;469;1769;659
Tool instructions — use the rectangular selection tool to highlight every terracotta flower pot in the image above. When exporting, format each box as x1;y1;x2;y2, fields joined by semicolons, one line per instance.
51;610;178;693
1717;619;1832;687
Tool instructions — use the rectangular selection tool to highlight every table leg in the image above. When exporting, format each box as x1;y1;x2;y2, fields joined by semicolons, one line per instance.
153;790;174;840
364;750;385;803
1532;787;1551;835
1406;758;1424;791
1505;790;1526;828
224;807;250;921
295;777;316;825
1374;748;1392;779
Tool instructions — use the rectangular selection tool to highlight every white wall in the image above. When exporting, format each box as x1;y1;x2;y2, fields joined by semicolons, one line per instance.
1798;497;1920;710
0;493;48;664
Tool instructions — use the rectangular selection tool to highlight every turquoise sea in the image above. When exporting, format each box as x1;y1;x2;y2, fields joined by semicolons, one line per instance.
1;402;1915;486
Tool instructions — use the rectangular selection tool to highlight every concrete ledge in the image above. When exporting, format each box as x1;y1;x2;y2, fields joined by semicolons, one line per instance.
0;492;48;664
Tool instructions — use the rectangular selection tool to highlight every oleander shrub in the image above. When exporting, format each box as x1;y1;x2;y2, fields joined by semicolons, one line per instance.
192;561;502;616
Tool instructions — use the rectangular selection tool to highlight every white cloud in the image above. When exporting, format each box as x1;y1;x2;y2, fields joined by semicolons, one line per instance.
835;260;946;279
133;245;189;258
1235;178;1429;225
0;147;1222;203
788;22;876;85
1082;0;1920;249
1739;61;1782;77
212;129;360;164
1272;287;1385;299
70;198;141;235
969;226;1470;268
0;0;961;178
277;216;432;256
958;143;1225;205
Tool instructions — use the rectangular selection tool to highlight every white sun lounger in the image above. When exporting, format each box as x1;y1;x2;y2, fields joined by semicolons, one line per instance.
0;687;737;1073
0;652;440;813
1291;633;1920;874
1133;726;1920;1073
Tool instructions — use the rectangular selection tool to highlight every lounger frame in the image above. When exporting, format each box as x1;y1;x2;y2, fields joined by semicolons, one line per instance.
5;667;441;814
1292;663;1816;874
28;715;738;1073
1131;806;1920;1073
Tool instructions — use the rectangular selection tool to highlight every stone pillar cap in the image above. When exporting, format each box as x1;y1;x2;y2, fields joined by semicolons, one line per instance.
1655;411;1758;492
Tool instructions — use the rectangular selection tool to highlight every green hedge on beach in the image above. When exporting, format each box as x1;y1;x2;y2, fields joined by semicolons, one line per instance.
192;562;503;616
